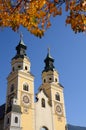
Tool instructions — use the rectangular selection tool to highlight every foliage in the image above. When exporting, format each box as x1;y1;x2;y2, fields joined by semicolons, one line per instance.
0;0;86;38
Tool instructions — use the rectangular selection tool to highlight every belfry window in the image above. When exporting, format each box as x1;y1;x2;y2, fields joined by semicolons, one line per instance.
10;84;14;93
25;66;28;70
7;117;10;124
55;78;57;82
12;67;15;72
55;92;60;101
15;117;18;123
41;98;45;108
44;79;46;83
49;78;52;80
23;83;29;91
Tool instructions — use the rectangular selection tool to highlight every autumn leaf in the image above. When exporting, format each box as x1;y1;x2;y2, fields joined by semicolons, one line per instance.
0;0;86;37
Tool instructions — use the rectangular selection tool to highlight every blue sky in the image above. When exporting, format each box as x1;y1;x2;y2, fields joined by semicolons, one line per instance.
0;11;86;127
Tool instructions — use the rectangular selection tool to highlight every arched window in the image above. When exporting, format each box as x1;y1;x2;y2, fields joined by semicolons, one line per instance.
44;79;46;83
55;92;60;101
41;98;45;108
15;117;18;123
55;78;57;82
7;117;10;124
12;67;15;72
23;83;29;91
40;126;48;130
10;84;14;92
25;66;28;70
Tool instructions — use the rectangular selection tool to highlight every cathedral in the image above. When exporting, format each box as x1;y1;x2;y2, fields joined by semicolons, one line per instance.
0;38;67;130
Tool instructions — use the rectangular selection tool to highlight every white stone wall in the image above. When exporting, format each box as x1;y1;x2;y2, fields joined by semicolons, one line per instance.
35;90;53;130
10;127;22;130
10;112;21;128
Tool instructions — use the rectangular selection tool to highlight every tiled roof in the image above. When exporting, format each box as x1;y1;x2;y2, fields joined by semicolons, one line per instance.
68;124;86;130
12;104;21;113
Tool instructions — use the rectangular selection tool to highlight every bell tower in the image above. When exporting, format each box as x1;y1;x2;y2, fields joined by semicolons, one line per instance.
4;38;35;130
40;49;67;130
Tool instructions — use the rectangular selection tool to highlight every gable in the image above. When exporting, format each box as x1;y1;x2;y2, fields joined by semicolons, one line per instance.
35;89;49;104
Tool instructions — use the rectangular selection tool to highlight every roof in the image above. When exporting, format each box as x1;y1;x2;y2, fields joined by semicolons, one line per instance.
42;49;55;72
12;38;27;60
67;124;86;130
0;104;5;120
6;104;22;114
19;39;25;46
12;104;21;113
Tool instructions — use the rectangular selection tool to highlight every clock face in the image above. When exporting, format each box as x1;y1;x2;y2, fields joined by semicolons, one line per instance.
23;95;29;103
22;94;30;105
56;104;62;115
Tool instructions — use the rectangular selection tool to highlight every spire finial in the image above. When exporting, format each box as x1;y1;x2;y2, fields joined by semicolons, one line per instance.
20;31;23;41
48;47;50;53
47;47;50;56
18;31;25;45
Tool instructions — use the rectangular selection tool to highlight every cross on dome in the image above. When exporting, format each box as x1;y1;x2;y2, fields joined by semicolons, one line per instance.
47;48;50;55
19;32;25;45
